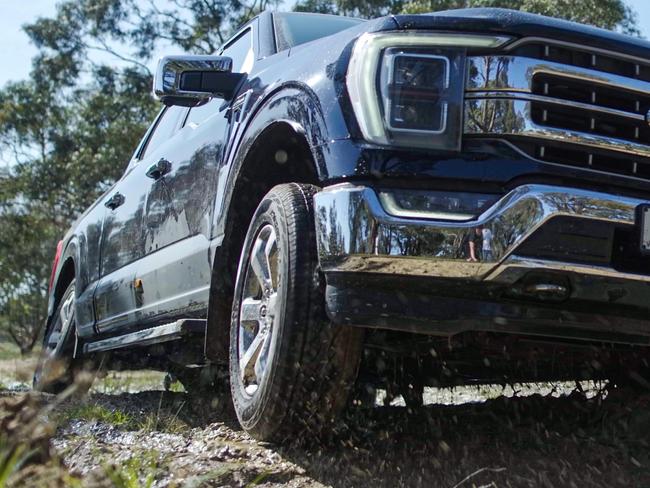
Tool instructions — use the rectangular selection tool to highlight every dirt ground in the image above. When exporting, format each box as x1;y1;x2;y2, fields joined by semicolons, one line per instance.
3;351;650;487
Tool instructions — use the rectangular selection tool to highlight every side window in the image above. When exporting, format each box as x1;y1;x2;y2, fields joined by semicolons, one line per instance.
185;99;220;127
222;29;254;73
141;106;185;158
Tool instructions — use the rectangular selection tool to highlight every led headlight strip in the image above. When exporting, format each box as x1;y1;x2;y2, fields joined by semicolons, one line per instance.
347;32;512;148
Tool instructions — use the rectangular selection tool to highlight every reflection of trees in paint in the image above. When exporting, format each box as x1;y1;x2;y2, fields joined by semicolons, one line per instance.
316;205;345;258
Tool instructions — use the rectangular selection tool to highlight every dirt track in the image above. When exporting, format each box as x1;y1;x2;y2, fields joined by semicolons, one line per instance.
48;385;650;487
3;354;650;487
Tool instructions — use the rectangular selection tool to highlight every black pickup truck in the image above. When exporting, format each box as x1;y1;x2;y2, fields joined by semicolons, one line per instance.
35;8;650;441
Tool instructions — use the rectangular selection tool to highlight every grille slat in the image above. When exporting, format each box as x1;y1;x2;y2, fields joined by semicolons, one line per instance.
525;41;650;180
530;72;650;148
510;41;650;82
465;40;650;182
513;139;650;181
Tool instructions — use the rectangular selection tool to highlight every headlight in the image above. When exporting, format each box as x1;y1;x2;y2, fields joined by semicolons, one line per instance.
378;189;500;221
347;32;511;150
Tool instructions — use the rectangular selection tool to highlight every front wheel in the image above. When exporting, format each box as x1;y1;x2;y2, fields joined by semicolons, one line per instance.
229;183;363;442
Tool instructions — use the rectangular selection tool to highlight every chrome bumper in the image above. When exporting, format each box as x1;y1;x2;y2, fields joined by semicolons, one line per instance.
314;183;650;284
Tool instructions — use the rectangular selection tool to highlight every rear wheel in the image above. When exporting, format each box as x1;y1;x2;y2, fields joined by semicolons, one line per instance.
33;281;84;393
229;183;363;442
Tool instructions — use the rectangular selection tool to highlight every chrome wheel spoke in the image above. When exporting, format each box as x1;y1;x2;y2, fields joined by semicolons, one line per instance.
254;329;272;382
50;291;75;355
251;240;272;290
237;223;281;395
264;232;277;290
239;328;267;382
250;227;277;292
267;292;278;319
240;297;262;322
59;294;75;331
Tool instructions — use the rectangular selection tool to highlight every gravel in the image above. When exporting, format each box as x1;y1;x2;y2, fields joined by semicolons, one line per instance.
4;360;650;487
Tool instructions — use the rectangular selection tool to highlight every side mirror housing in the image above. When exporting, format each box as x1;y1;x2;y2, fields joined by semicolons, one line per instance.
153;55;246;106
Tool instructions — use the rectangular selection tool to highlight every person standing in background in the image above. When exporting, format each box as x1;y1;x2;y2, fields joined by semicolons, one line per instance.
482;226;493;262
467;227;481;262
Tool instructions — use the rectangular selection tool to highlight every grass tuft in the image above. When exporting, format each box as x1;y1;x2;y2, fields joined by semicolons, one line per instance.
58;403;133;427
0;343;23;361
103;451;160;488
58;396;190;434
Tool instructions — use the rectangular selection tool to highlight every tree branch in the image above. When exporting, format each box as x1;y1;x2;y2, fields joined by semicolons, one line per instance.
85;39;152;75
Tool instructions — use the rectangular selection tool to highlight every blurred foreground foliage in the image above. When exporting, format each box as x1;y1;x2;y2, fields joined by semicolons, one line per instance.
0;0;640;353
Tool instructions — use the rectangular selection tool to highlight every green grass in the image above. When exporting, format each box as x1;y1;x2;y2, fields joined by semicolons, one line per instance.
103;450;161;488
0;440;28;488
92;370;167;394
0;343;23;361
167;379;185;393
59;399;189;434
138;410;188;434
180;462;248;488
58;404;133;428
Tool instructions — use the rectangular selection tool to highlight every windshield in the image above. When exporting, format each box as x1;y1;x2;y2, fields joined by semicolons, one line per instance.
274;12;365;51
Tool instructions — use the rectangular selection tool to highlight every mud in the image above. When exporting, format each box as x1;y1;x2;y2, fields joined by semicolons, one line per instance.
3;357;650;487
46;383;650;486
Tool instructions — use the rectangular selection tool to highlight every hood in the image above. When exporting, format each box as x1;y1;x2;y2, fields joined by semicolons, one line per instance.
388;8;650;58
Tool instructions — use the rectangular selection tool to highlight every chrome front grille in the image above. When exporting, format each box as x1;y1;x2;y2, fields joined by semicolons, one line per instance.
530;73;650;146
464;39;650;181
509;40;650;83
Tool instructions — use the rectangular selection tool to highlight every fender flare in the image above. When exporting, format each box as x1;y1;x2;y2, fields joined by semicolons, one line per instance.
205;83;335;361
46;236;80;325
215;81;333;237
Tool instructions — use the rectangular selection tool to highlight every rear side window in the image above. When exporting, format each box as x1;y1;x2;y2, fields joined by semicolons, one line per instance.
141;106;185;158
274;12;364;51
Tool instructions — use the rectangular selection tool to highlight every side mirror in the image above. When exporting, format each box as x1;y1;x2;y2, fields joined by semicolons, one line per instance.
153;55;246;106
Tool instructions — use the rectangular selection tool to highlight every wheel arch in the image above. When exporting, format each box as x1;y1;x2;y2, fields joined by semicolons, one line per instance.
46;238;78;331
205;86;329;361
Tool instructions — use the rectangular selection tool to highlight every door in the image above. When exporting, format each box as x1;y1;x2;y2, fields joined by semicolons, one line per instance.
72;198;108;337
134;27;255;321
134;99;227;321
94;105;187;334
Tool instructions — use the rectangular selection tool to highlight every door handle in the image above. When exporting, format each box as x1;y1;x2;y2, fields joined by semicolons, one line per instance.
146;158;172;180
104;192;125;210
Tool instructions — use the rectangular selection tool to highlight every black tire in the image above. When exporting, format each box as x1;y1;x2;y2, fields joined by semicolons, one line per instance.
401;381;425;410
170;364;229;396
399;357;425;410
169;365;235;418
229;183;363;442
33;280;84;393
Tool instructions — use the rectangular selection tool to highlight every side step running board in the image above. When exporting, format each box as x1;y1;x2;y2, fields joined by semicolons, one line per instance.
83;319;206;354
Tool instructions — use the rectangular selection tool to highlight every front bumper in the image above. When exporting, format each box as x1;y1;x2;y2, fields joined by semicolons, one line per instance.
314;183;650;343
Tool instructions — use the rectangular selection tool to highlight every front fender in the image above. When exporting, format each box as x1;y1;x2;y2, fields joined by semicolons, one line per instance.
213;83;342;239
244;83;333;175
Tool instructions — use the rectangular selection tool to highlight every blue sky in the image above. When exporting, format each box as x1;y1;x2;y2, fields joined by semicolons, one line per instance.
1;0;650;87
0;1;56;86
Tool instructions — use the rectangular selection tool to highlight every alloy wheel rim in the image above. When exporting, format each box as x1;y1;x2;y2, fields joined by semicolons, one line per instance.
47;290;75;359
238;224;280;397
35;288;75;386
